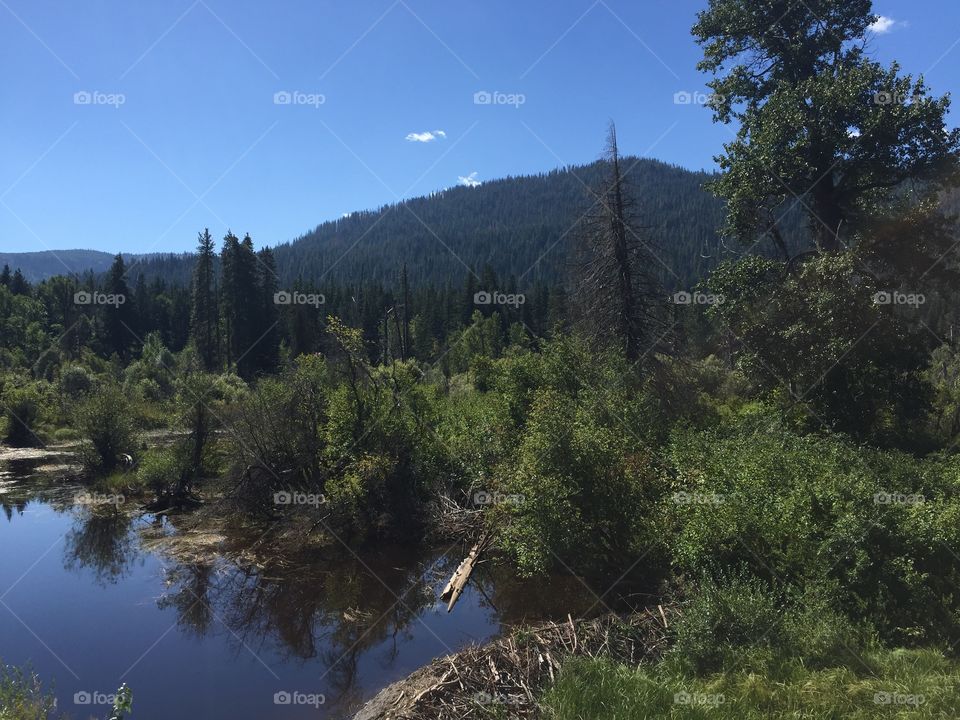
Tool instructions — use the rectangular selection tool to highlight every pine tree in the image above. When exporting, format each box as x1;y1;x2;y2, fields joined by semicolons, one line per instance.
254;247;280;375
190;229;219;371
694;0;960;280
10;269;29;295
134;273;150;338
220;232;261;379
102;254;133;358
400;264;410;360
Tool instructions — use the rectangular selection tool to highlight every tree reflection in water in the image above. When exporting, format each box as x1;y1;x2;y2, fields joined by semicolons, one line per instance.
63;509;142;586
157;542;440;712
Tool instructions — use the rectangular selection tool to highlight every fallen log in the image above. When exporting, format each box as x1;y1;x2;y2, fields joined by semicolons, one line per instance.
441;533;490;613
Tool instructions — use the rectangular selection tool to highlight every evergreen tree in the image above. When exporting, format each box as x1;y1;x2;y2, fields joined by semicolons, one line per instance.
694;0;960;281
400;264;410;360
10;268;29;295
101;254;134;358
254;246;280;375
220;232;260;379
133;272;150;338
190;229;218;371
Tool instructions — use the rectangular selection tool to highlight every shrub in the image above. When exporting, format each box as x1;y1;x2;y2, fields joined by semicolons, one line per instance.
0;662;61;720
493;337;665;576
75;384;135;476
59;365;93;398
136;446;191;498
1;384;42;446
665;416;960;644
667;575;868;675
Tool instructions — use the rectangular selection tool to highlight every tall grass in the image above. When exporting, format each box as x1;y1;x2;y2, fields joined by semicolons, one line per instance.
541;649;960;719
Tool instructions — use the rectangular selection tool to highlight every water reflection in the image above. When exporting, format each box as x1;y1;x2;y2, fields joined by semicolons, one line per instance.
156;544;446;713
63;510;142;586
1;454;631;718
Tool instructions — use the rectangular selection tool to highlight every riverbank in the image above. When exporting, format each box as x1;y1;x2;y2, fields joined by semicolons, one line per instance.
352;607;673;719
353;618;960;720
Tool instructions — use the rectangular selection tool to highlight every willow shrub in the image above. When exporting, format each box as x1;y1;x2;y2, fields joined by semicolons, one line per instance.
664;410;960;644
74;383;135;476
482;336;668;577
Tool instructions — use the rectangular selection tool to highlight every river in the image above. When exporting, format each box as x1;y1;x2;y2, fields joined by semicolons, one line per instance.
0;449;606;719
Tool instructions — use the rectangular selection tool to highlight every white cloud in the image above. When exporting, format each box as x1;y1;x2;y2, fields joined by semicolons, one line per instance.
458;171;481;188
868;15;897;33
405;129;446;143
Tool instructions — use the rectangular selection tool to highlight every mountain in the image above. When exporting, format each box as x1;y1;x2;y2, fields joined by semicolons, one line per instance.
1;158;807;289
0;250;117;281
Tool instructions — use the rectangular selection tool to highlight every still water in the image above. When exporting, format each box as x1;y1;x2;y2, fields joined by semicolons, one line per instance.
0;451;601;719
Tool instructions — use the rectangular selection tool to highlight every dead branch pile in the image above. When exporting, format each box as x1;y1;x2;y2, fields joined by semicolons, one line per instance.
424;493;485;541
353;605;675;720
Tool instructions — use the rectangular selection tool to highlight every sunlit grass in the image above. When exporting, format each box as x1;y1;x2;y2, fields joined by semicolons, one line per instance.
541;649;960;719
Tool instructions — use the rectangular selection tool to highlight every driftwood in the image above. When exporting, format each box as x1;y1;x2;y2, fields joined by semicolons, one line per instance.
440;533;490;612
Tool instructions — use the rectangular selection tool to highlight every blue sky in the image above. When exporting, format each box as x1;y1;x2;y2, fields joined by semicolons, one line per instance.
2;0;958;254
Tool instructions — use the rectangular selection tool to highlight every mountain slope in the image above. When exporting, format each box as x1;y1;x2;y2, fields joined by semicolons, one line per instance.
273;157;733;290
2;157;806;289
0;250;117;281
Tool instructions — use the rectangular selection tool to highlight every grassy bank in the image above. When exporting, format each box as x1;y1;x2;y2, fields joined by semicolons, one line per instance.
541;649;960;719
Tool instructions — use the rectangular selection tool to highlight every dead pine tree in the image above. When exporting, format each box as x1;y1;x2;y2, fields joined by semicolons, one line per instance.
572;122;670;363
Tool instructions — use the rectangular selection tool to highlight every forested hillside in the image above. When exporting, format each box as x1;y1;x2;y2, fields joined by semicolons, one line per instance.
269;158;769;289
3;158;808;289
0;250;118;280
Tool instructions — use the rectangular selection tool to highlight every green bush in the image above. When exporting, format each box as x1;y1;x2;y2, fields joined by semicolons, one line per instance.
664;415;960;644
2;385;41;446
0;662;61;720
667;575;868;675
136;446;191;498
59;365;93;398
478;336;665;576
75;384;135;476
